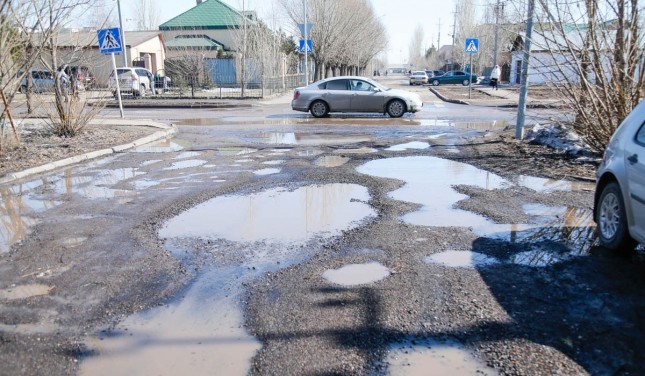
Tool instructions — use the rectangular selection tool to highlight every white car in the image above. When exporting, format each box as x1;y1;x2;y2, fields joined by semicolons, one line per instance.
109;67;152;97
291;76;423;118
594;99;645;250
409;71;428;85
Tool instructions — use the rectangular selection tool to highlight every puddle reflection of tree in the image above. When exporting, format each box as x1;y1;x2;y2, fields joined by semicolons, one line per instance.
513;208;597;260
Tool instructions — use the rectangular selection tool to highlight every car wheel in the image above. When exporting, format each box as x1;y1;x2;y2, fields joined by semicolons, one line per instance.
310;100;329;118
432;80;440;86
386;99;406;118
462;79;470;86
596;181;637;251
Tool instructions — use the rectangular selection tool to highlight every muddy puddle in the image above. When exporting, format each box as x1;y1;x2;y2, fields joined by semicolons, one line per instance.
419;119;508;130
315;156;350;167
82;184;376;375
425;251;500;269
323;262;390;286
248;132;371;145
133;140;184;153
358;156;596;253
253;168;280;175
159;184;374;244
381;338;499;375
0;283;53;300
385;141;430;151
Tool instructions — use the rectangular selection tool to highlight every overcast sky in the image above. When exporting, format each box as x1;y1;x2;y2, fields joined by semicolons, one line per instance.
121;0;459;64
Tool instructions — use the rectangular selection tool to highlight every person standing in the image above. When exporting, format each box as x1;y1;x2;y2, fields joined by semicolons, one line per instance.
490;64;501;90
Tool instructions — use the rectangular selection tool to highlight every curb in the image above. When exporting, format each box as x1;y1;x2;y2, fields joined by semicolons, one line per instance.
0;121;176;185
428;87;470;105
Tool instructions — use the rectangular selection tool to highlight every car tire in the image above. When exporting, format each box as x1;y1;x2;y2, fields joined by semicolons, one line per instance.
596;181;637;251
310;100;329;118
432;80;440;86
462;79;470;86
386;99;406;118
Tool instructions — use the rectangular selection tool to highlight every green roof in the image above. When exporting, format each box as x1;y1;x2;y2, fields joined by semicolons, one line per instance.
166;35;223;49
159;0;252;30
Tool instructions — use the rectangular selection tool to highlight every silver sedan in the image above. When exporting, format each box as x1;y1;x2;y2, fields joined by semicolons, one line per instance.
594;99;645;251
291;76;423;118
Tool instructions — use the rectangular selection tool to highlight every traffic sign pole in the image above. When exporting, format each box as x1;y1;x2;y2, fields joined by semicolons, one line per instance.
469;53;473;99
111;53;124;118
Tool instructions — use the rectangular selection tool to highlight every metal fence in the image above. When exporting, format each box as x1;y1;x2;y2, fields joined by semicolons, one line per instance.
154;74;304;99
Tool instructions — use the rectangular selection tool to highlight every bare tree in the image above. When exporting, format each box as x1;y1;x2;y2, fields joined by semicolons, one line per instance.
408;25;424;69
133;0;160;31
531;0;644;152
280;0;386;80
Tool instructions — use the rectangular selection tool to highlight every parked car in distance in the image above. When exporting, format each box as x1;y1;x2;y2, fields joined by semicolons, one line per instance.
432;70;445;77
68;66;96;89
594;100;645;251
109;67;152;97
409;71;429;85
21;69;55;93
291;76;423;118
429;70;478;86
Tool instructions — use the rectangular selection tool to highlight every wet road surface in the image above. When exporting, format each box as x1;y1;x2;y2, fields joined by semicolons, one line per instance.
2;78;645;376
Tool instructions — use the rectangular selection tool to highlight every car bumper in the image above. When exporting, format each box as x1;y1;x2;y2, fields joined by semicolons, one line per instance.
291;100;309;112
408;100;423;113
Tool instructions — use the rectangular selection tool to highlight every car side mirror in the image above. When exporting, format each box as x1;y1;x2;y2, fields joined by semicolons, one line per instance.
373;87;381;92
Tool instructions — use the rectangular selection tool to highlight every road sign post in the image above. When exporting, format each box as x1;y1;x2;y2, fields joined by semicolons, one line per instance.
98;28;124;118
465;38;479;99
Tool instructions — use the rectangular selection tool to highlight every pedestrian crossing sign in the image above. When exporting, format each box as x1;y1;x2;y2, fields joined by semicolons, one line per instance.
97;27;123;54
465;38;479;53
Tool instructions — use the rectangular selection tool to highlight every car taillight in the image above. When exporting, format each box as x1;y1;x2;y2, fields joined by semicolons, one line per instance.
293;90;300;100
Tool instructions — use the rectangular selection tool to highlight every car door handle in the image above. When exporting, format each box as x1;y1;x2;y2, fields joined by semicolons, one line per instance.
627;154;638;164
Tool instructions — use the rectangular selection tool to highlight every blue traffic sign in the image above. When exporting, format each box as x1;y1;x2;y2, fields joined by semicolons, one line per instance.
299;39;313;54
97;28;123;54
465;38;479;53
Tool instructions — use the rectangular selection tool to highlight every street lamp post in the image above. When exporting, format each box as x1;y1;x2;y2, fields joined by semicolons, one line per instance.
116;0;128;67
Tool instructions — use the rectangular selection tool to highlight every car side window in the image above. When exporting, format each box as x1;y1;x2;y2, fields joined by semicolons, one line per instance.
326;79;348;90
350;80;373;91
636;123;645;146
456;72;465;76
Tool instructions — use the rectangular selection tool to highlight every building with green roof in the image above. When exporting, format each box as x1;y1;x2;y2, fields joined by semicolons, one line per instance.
160;0;256;57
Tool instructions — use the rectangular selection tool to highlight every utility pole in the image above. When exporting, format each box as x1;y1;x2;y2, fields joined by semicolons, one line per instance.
451;6;457;71
516;0;535;140
493;0;504;67
116;0;127;66
437;18;441;51
303;0;309;85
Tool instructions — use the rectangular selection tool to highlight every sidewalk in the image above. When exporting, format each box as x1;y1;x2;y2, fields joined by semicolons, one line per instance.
430;85;564;108
0;118;175;185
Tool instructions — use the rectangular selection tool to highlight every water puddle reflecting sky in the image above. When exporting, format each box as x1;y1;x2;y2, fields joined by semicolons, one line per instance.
159;184;375;244
82;184;376;375
250;132;371;145
357;156;511;229
382;338;500;375
385;141;430;151
322;262;390;286
357;156;596;252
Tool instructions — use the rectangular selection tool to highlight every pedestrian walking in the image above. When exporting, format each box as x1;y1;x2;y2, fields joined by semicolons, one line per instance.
490;64;501;90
